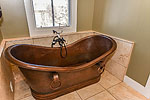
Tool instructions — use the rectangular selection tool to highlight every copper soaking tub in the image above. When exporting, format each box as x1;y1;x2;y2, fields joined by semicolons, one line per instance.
5;35;117;100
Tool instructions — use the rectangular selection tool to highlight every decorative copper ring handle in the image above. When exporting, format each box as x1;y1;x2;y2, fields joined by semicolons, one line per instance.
50;72;61;90
98;65;105;74
96;62;105;74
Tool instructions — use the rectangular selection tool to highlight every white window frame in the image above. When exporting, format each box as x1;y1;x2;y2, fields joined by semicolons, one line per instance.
24;0;77;37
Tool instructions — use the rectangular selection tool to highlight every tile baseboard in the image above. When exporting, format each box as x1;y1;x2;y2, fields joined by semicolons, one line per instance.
124;75;150;99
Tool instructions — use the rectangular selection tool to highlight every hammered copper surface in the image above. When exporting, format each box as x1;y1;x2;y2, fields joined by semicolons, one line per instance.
5;35;117;100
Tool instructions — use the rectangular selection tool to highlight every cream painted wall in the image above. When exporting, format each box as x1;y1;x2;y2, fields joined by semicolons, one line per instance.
0;0;94;39
93;0;150;86
0;0;30;39
77;0;94;31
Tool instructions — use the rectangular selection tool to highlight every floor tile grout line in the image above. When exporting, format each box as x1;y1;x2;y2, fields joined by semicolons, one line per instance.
103;70;123;82
106;82;123;90
106;89;119;100
75;82;107;100
97;81;107;90
98;82;119;100
97;78;122;90
82;83;121;100
83;89;106;100
105;70;121;81
76;91;83;100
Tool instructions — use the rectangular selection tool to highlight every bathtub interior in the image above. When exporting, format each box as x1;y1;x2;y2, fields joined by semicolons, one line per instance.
10;35;113;67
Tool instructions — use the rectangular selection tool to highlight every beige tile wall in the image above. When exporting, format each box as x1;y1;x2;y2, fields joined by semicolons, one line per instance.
107;38;134;81
33;37;52;47
31;32;93;47
94;32;134;81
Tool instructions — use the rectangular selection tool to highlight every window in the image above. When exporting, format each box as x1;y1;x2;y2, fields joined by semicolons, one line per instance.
33;0;70;28
24;0;77;37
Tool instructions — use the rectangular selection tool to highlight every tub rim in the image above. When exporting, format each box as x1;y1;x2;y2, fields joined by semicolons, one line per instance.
4;35;117;72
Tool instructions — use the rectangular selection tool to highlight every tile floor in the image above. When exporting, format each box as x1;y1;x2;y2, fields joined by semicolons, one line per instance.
15;70;148;100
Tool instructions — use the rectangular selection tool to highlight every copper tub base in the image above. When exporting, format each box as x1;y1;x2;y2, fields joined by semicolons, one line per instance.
31;76;100;100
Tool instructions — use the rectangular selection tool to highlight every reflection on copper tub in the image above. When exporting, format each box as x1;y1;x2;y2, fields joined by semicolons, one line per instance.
5;35;117;100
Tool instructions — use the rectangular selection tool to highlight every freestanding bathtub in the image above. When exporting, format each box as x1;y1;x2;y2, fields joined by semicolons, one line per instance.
5;35;117;100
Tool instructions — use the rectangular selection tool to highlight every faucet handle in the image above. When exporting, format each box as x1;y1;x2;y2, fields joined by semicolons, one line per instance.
53;30;57;34
53;30;62;34
62;37;66;42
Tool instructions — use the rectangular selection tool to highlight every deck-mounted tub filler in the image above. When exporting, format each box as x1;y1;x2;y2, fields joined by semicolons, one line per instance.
5;35;117;100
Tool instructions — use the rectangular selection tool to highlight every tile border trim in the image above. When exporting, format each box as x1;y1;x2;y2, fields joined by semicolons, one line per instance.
94;32;134;44
124;75;150;99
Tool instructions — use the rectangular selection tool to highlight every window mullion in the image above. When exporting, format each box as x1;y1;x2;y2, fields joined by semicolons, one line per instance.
51;0;55;26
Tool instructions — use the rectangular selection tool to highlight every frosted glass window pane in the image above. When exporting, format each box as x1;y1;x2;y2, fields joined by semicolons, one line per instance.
33;0;53;27
53;0;69;26
32;0;70;28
